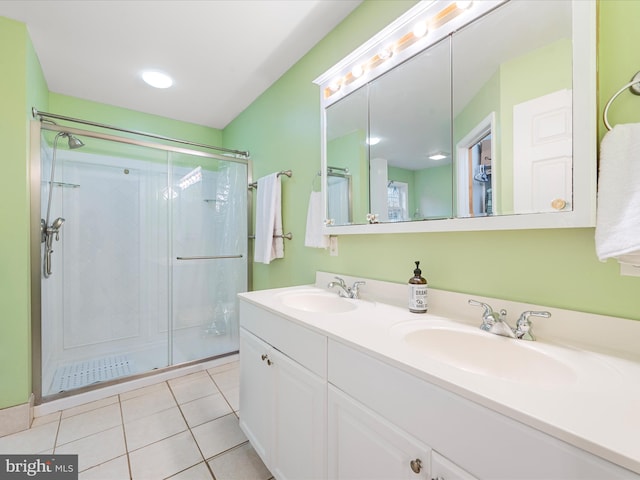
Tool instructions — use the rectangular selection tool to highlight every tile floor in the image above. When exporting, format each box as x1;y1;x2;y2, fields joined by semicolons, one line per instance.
0;361;273;480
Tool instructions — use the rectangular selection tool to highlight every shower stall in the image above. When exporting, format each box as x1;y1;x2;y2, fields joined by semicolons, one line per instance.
31;118;250;401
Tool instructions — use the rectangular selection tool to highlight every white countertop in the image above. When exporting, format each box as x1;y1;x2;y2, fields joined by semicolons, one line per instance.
239;277;640;475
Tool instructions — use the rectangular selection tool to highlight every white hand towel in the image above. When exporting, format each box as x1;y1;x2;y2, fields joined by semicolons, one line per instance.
305;191;329;248
254;173;284;264
595;123;640;265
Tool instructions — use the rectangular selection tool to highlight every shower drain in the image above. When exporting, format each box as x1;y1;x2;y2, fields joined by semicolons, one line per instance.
51;355;134;392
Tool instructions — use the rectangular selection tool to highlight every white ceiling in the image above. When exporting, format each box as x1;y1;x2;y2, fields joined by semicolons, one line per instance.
0;0;362;129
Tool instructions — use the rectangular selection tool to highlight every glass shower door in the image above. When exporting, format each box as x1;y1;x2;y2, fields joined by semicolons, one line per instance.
169;152;247;364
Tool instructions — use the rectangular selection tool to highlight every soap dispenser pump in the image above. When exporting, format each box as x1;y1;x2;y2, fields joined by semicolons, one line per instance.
408;261;428;313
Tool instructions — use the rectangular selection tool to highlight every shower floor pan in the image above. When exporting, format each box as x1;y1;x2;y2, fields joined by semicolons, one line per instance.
50;355;134;393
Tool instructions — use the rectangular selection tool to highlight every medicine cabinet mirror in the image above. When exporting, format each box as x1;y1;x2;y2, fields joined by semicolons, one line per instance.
315;0;596;234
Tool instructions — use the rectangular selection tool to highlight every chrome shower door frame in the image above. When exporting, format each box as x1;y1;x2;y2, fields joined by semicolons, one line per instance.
29;120;253;404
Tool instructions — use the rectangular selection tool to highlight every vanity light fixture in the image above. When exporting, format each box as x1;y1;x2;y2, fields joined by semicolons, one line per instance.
378;46;393;60
413;21;429;38
142;70;173;89
315;0;487;104
429;153;447;160
367;137;381;146
456;0;473;9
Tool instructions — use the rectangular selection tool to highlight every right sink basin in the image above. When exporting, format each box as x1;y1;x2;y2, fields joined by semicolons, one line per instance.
395;322;578;387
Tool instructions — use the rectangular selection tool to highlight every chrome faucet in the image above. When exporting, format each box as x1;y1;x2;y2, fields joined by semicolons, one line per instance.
468;299;514;338
514;310;551;341
328;276;366;299
468;299;550;341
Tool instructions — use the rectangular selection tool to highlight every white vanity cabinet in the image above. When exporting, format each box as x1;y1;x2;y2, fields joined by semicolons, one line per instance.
328;339;636;480
239;300;327;480
328;385;434;479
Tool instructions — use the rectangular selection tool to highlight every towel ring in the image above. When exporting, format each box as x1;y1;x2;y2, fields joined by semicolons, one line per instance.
603;71;640;131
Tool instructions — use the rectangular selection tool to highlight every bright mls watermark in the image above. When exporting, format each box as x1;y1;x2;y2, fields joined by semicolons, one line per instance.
0;455;77;479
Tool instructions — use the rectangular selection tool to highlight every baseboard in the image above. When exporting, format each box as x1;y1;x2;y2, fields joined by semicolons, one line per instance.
0;398;32;437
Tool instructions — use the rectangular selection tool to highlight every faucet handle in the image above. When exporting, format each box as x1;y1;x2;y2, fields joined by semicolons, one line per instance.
515;311;551;341
351;281;366;299
333;276;347;288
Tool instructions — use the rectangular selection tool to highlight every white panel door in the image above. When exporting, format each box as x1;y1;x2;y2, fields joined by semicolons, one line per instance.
238;328;274;466
272;348;327;480
328;385;431;480
513;89;572;214
431;451;478;480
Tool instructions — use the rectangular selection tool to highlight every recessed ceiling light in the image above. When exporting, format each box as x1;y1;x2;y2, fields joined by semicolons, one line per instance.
429;153;447;160
142;70;173;89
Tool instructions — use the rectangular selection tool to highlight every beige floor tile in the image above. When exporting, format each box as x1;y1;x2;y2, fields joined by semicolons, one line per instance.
191;414;247;460
121;386;177;423
61;395;118;419
210;367;239;392
55;425;126;472
119;380;169;401
221;386;239;412
179;393;232;428
124;406;187;451
0;421;58;454
31;411;61;427
167;462;214;479
207;360;239;376
208;443;271;480
169;372;219;405
79;454;130;480
129;431;202;480
57;403;122;446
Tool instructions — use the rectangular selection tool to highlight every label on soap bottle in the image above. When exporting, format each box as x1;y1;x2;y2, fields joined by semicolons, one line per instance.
409;284;428;313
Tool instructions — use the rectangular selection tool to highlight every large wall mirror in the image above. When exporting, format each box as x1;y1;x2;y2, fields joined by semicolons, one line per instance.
315;0;596;234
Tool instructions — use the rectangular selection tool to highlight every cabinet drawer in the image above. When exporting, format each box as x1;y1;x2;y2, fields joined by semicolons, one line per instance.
328;339;635;479
240;299;327;378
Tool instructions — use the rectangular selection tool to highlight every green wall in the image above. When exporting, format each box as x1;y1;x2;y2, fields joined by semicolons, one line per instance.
0;17;48;409
224;0;640;321
2;0;639;412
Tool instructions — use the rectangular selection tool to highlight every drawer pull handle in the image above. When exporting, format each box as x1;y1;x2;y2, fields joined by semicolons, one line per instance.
410;459;422;474
260;354;273;366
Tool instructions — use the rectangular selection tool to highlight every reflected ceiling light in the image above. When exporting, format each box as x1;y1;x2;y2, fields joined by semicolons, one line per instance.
142;70;173;89
456;1;473;9
367;137;381;146
412;21;428;38
428;153;447;160
178;166;202;190
352;64;364;78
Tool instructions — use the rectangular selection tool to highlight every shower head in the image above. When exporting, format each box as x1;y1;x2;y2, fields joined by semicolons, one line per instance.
66;134;85;149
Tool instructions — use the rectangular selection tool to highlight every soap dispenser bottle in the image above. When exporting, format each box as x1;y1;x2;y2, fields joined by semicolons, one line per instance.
408;261;428;313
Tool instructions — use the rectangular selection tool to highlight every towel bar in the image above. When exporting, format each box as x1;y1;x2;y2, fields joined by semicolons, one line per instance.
248;170;292;189
603;71;640;131
248;232;292;240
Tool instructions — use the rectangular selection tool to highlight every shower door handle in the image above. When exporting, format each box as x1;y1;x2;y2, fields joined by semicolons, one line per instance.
176;255;243;260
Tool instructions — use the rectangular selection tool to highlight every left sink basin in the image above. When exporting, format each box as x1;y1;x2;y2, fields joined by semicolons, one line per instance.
278;289;357;314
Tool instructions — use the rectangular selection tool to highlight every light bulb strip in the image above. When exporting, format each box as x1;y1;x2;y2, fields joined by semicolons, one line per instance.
322;1;466;100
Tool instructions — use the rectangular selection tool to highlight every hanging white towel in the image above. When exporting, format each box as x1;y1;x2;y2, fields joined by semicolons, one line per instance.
254;173;284;264
595;123;640;265
305;191;329;248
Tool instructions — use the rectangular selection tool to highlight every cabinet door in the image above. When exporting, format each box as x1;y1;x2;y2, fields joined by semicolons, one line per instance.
328;386;431;480
431;451;478;480
239;328;274;465
272;348;327;480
